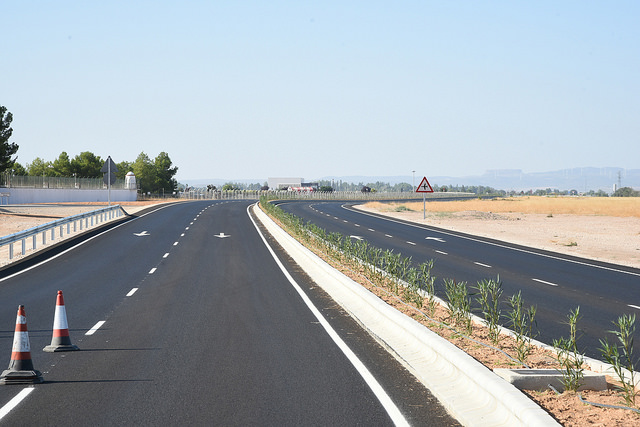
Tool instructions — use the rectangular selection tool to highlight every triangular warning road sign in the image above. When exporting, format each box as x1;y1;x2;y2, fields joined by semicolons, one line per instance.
415;176;434;193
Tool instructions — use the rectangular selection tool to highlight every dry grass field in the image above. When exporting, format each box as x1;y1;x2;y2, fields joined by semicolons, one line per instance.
366;196;640;217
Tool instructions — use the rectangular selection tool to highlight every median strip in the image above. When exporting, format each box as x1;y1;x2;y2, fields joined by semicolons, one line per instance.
253;202;558;427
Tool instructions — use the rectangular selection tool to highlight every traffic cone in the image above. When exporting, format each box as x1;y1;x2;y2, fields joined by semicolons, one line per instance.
0;305;44;385
43;290;79;352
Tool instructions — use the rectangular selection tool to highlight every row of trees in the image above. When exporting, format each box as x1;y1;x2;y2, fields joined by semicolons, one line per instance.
1;104;177;195
10;151;178;195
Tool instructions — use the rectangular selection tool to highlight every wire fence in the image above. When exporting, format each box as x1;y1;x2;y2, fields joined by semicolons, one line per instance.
177;189;474;200
1;174;127;190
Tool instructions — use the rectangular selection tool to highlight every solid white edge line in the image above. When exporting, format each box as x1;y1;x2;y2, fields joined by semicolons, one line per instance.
532;278;559;287
126;288;138;297
247;203;408;426
0;387;34;421
86;320;106;336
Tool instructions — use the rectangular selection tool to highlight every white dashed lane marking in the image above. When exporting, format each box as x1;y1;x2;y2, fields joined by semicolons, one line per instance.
532;278;559;287
86;320;106;336
474;262;492;268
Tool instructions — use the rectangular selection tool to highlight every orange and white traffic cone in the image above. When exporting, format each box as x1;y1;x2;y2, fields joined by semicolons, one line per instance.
43;290;79;352
0;305;44;385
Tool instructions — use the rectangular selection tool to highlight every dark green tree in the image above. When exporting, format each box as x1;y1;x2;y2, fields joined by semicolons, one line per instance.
613;187;640;197
116;161;133;179
26;157;52;176
153;152;178;195
52;152;73;177
132;152;156;193
0;106;19;173
8;162;26;175
70;151;103;177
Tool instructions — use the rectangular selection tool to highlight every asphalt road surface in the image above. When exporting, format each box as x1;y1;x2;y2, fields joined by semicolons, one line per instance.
0;200;459;426
276;200;640;360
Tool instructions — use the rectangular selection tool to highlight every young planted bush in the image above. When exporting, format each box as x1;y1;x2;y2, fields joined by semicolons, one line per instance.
402;267;424;308
600;314;638;407
507;291;537;365
419;261;437;315
444;279;472;334
553;307;585;392
475;277;503;346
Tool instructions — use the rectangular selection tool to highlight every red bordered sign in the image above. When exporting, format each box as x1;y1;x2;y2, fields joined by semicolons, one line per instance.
415;176;434;193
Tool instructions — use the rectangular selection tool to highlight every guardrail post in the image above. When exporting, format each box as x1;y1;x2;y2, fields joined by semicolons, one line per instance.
21;239;25;256
9;243;13;260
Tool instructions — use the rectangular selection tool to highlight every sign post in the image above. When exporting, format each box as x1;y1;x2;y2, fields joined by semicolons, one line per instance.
415;176;434;219
101;156;118;206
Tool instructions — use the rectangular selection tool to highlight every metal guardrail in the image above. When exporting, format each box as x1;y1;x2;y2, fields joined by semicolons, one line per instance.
0;205;126;262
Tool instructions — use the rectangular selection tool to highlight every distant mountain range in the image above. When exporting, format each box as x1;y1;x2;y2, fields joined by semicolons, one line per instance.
181;167;639;192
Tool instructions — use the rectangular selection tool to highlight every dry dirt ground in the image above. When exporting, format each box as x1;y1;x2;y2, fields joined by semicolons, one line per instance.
2;198;639;425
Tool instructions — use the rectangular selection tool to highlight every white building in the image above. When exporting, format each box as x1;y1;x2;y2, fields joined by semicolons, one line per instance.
268;177;302;190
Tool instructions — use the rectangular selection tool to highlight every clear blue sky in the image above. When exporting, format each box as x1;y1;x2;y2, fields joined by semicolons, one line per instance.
3;1;639;183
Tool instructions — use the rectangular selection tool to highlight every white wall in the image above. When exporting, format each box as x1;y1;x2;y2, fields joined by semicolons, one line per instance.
0;188;137;205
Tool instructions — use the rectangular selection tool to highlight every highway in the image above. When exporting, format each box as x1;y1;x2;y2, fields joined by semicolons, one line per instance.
275;200;640;360
0;200;458;426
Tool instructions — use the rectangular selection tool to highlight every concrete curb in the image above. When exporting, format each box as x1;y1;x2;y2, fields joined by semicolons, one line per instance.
254;204;560;427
